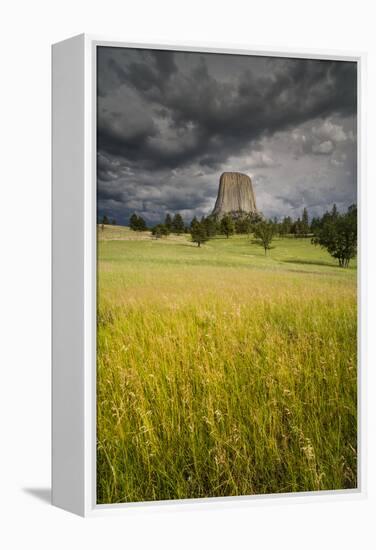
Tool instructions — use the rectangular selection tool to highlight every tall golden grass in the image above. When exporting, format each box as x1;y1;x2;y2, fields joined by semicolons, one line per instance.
97;230;357;503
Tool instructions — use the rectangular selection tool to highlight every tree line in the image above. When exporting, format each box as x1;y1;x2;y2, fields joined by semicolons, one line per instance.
127;208;315;240
123;204;357;268
100;215;117;227
253;204;357;267
142;212;264;246
311;204;357;268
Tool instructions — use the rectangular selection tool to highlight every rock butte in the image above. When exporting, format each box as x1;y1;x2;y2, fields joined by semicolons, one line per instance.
212;172;257;218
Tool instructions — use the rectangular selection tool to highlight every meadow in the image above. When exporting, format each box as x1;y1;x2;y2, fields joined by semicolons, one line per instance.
96;225;357;504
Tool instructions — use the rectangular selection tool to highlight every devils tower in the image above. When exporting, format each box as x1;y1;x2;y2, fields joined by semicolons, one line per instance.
212;172;257;218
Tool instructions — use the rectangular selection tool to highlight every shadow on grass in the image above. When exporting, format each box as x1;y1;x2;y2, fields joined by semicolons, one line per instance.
283;258;337;268
249;239;276;251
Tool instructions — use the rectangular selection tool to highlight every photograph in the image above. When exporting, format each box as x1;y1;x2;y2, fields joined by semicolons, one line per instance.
96;46;358;505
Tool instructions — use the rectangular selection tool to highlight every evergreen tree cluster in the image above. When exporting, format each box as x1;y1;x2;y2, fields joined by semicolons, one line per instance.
151;213;186;238
129;213;147;231
271;204;357;267
127;204;357;267
312;204;357;267
277;207;310;237
100;215;117;227
189;212;263;246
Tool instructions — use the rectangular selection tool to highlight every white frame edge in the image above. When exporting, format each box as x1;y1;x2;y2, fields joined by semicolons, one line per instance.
51;33;367;517
52;34;86;516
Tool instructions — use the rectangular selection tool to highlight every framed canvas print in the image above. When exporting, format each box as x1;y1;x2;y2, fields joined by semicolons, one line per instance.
52;35;366;516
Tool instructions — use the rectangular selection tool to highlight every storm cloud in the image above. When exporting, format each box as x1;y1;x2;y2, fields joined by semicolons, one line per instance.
97;47;357;225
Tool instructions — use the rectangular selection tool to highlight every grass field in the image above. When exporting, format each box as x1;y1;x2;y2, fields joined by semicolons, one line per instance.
96;225;357;504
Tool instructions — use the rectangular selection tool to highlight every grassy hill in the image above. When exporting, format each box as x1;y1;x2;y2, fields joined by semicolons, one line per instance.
97;226;357;503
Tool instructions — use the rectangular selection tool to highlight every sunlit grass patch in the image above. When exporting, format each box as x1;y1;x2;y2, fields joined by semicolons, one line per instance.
97;231;357;503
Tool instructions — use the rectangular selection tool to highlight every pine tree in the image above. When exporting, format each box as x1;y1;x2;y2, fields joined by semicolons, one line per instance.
171;213;185;234
220;215;235;238
129;213;139;231
302;208;309;236
136;216;147;231
164;213;172;231
254;221;275;255
331;203;339;219
293;217;303;238
190;221;208;247
310;216;320;232
190;216;199;229
151;224;169;238
203;216;217;238
129;213;147;231
280;216;292;236
235;216;251;234
312;205;357;267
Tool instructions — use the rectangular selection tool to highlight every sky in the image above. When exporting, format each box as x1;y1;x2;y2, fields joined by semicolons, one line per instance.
97;47;357;226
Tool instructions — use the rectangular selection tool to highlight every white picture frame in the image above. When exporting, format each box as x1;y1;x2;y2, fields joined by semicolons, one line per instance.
52;34;366;517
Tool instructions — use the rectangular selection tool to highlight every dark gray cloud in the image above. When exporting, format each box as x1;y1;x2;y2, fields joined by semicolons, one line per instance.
97;47;357;225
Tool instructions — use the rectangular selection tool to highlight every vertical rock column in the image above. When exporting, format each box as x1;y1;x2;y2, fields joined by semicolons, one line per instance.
212;172;257;218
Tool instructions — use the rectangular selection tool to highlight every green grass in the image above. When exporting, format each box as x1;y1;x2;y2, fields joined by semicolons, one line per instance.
97;227;357;504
